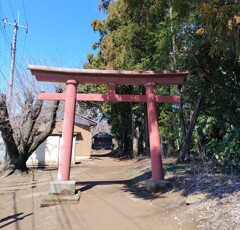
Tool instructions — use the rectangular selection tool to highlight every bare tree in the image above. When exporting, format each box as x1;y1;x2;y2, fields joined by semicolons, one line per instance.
0;85;61;174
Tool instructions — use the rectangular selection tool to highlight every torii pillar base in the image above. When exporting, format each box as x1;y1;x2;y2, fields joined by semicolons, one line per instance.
145;179;170;193
40;181;80;207
40;191;81;207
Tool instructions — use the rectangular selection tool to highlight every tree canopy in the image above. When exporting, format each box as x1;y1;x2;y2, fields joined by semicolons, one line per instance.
85;0;240;171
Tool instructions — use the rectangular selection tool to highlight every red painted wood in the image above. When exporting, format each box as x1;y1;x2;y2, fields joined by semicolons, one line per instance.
57;80;77;181
108;84;116;94
156;95;180;103
28;65;189;183
76;93;147;102
38;92;181;104
145;83;163;180
34;73;185;85
38;93;65;100
28;65;188;85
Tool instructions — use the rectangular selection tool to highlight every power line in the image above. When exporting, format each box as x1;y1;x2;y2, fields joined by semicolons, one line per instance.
22;33;27;53
21;0;28;23
0;3;30;96
0;3;29;69
21;0;28;56
8;0;15;19
0;9;12;47
0;8;29;72
3;14;28;109
0;17;29;85
0;69;8;82
0;4;6;19
0;26;11;48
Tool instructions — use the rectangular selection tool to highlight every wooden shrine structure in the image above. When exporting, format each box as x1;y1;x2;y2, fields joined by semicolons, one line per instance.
28;65;188;186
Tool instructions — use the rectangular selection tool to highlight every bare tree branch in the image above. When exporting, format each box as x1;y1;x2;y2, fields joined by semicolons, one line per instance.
0;94;18;159
28;88;62;155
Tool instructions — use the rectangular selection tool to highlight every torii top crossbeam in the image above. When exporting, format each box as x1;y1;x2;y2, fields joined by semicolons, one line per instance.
28;65;188;85
28;65;189;185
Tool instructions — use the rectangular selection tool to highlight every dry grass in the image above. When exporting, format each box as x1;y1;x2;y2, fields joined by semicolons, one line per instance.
175;161;240;230
127;158;240;229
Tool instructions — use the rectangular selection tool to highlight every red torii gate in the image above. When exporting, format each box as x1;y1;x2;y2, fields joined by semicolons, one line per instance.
28;65;188;190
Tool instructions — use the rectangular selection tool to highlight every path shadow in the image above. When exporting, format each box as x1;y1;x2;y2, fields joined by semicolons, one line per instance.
0;212;33;228
76;180;128;192
76;169;160;200
122;162;240;201
91;148;134;161
90;149;117;158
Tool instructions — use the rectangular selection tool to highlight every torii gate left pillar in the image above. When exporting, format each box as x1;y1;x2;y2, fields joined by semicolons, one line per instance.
57;79;77;181
28;65;188;194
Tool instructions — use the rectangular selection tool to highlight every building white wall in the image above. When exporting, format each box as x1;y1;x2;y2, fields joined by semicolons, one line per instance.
27;136;76;166
0;133;6;163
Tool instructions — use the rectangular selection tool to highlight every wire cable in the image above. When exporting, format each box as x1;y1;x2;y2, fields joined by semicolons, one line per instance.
8;0;15;20
21;0;28;23
0;26;11;49
0;9;12;47
22;33;27;56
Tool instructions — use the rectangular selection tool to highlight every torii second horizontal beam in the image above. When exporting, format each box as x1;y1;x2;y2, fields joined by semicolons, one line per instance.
38;93;181;103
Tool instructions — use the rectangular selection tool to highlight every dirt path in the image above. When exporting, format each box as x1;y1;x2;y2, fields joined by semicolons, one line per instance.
0;153;197;230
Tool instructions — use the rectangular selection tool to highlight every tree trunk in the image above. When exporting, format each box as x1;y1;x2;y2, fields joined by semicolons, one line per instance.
178;85;186;139
144;104;150;156
118;113;125;153
131;103;139;158
138;124;144;155
197;135;206;156
167;138;175;156
0;88;60;173
133;126;139;158
177;91;205;163
12;152;29;171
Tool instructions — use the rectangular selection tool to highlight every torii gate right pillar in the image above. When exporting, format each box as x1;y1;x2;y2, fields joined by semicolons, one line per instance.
145;83;163;181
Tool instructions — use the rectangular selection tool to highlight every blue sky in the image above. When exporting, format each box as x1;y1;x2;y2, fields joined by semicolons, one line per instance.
0;0;104;89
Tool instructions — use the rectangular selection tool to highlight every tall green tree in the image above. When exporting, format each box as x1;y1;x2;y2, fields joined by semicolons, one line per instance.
86;0;240;169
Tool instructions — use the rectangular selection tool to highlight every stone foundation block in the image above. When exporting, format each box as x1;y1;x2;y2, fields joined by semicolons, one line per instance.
50;181;76;195
41;191;81;207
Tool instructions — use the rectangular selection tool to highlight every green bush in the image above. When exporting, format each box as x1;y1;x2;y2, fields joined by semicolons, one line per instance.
205;129;240;173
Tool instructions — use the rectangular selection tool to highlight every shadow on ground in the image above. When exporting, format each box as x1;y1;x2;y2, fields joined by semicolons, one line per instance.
91;148;134;161
76;170;159;200
0;212;33;228
82;150;240;201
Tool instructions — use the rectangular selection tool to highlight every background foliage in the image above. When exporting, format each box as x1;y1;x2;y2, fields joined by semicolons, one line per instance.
84;0;240;172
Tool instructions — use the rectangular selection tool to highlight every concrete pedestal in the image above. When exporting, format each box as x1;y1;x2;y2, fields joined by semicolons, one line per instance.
145;179;170;193
40;181;80;207
50;181;76;195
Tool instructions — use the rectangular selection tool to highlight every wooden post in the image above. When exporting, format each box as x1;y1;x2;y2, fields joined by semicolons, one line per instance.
145;83;163;180
58;80;77;181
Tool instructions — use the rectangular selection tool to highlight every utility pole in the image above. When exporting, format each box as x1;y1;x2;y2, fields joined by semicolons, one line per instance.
3;12;28;110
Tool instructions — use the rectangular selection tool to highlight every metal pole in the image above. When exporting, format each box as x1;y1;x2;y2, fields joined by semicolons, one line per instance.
8;21;18;109
3;14;28;110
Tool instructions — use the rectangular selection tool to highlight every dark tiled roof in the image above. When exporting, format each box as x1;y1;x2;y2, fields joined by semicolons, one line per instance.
93;132;113;139
57;112;96;127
